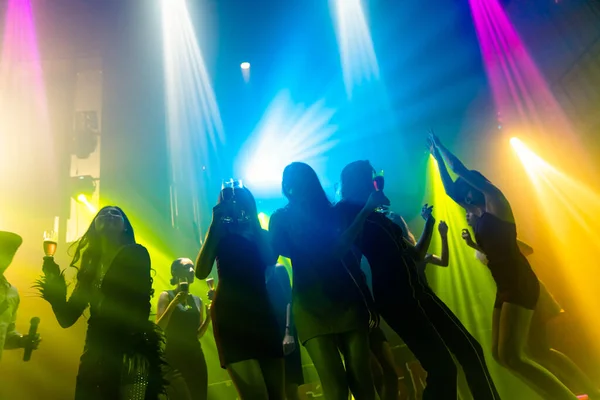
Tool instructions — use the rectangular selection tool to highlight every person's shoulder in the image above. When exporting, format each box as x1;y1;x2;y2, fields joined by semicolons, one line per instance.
123;243;149;255
269;207;290;229
118;244;151;265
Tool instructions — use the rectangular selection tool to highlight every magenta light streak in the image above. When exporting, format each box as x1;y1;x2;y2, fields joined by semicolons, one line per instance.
0;0;48;117
468;0;578;147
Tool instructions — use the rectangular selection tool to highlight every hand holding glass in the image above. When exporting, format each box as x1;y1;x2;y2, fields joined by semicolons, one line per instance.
179;278;192;310
43;231;58;258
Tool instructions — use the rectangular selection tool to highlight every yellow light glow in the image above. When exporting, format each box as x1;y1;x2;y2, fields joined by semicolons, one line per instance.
512;138;600;362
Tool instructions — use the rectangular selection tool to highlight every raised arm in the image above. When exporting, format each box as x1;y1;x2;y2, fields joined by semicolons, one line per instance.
429;131;513;222
35;257;89;329
156;291;184;331
425;221;449;267
414;204;436;260
333;191;387;259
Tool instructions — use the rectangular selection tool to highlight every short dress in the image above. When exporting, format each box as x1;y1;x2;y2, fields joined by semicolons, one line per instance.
211;230;283;368
475;213;540;310
269;206;370;345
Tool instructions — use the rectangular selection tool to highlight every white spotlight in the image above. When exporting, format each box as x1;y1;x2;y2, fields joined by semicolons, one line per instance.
240;62;251;82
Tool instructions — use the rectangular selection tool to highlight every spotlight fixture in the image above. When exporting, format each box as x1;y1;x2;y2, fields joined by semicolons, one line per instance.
70;175;97;201
71;111;100;159
240;62;250;70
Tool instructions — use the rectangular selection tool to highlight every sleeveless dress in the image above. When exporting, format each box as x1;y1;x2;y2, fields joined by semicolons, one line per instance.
475;213;540;309
212;230;283;368
163;290;207;400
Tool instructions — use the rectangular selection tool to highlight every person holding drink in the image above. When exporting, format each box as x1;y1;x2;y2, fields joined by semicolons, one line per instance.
35;206;166;399
156;258;211;400
195;180;285;399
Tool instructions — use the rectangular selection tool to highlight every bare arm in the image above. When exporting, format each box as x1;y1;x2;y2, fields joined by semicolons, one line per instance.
195;228;219;280
155;291;180;331
197;299;211;339
430;142;461;203
36;257;89;329
333;206;374;259
461;228;484;252
415;216;436;260
425;223;449;267
431;133;514;222
276;266;295;336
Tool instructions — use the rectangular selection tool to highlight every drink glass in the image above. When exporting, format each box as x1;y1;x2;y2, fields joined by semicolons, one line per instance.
206;278;215;291
372;175;388;213
43;231;58;257
179;277;192;310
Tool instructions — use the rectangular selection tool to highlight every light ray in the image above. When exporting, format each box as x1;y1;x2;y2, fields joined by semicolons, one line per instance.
239;90;338;192
162;0;223;236
330;0;380;99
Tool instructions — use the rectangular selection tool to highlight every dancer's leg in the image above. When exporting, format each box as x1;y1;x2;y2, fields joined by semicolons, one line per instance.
497;303;577;400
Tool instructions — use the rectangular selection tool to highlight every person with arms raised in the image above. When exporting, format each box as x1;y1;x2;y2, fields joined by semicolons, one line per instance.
429;130;578;399
336;160;500;400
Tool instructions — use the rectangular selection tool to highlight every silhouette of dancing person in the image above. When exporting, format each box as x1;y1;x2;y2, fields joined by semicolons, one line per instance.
462;212;600;399
36;206;166;400
336;160;500;400
429;130;578;399
156;258;211;400
195;185;285;399
269;162;384;400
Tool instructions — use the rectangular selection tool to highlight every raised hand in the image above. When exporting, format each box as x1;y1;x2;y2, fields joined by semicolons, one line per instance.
438;221;448;237
461;228;475;246
421;204;434;220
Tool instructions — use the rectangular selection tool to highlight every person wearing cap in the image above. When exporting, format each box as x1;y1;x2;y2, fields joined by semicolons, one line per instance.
0;231;40;360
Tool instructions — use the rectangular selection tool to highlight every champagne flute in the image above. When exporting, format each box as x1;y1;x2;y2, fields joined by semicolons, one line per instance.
43;231;58;258
206;278;215;303
179;277;192;310
372;173;389;213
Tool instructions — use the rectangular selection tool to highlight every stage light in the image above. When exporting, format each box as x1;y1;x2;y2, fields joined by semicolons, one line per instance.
71;111;99;159
70;175;96;201
240;62;250;70
238;91;337;193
